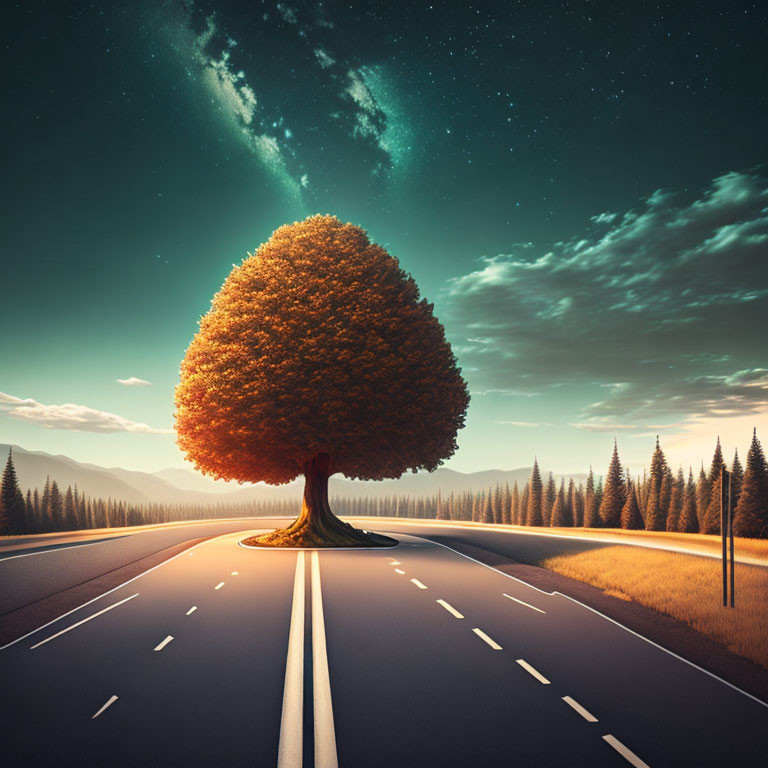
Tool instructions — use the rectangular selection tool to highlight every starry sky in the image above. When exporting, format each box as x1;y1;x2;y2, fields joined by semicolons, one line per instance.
1;0;767;476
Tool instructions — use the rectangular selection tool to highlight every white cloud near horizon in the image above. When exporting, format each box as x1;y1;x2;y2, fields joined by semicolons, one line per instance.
0;392;172;435
117;377;152;387
446;170;768;424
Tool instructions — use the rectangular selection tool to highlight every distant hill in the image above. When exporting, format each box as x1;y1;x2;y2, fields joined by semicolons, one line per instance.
0;444;586;505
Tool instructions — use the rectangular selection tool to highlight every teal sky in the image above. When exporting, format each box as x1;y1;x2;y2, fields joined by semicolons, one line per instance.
2;2;767;478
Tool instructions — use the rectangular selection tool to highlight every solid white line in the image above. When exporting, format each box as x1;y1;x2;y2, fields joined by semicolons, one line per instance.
516;658;550;684
91;695;118;720
436;599;464;619
30;593;139;650
186;606;197;616
154;635;174;652
427;539;768;709
311;551;339;768
472;627;502;650
503;592;546;614
562;695;598;722
1;536;214;652
277;551;305;768
394;568;405;575
410;578;428;590
602;735;650;768
214;582;225;590
0;539;108;563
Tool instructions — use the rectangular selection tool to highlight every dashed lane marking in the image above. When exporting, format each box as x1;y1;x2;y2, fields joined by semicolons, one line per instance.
602;735;650;768
472;628;502;650
186;606;197;616
410;578;428;590
436;599;464;619
91;695;118;720
516;658;550;684
154;635;174;652
215;582;225;590
562;695;598;722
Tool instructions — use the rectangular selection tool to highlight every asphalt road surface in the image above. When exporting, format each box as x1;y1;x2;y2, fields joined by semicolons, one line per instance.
1;528;766;767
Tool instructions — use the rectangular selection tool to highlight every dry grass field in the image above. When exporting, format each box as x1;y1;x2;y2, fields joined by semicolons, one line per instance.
543;546;768;670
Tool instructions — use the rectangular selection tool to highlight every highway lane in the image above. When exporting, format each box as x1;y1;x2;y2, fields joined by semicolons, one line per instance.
0;518;288;615
4;515;757;623
1;533;294;766
1;529;766;766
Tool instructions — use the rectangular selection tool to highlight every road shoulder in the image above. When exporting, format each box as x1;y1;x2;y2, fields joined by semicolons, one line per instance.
437;536;768;704
0;537;210;647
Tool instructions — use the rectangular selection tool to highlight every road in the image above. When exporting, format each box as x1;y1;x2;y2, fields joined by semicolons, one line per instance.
1;528;766;767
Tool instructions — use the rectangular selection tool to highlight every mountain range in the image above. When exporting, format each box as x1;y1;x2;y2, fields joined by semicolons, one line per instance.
0;444;587;506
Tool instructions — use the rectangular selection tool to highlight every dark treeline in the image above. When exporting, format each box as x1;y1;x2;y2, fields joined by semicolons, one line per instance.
1;429;767;538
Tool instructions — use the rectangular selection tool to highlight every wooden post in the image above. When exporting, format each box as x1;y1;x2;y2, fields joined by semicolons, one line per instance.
729;472;735;608
721;466;729;607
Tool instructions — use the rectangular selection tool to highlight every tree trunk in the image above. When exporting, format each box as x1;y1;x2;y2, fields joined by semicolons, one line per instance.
249;453;396;548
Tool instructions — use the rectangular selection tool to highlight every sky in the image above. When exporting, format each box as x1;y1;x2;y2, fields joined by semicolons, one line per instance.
1;0;767;477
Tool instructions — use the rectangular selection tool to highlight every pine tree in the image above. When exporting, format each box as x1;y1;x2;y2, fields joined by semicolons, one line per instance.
695;466;711;530
701;438;726;534
492;484;502;524
526;460;544;527
543;473;556;526
501;483;512;525
482;490;494;524
646;468;671;531
511;481;520;524
32;488;40;532
666;468;684;532
645;436;668;522
436;490;447;520
63;486;77;530
567;478;580;526
550;481;571;526
583;468;600;527
471;491;481;522
733;429;768;538
1;448;28;535
599;441;626;527
679;469;699;533
730;449;744;511
48;481;63;531
620;484;644;530
638;468;649;513
520;483;529;525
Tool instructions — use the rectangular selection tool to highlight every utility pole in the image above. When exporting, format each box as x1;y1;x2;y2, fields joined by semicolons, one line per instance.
720;466;734;607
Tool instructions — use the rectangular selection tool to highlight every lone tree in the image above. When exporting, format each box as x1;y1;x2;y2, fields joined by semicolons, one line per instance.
175;215;469;547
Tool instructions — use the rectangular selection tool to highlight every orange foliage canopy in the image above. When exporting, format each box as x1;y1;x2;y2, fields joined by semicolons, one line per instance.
175;215;469;485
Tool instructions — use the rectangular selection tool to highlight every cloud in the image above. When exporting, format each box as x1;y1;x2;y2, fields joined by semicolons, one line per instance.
445;170;768;422
571;422;638;432
495;421;548;427
157;4;414;195
276;4;298;24
314;48;335;69
166;12;302;198
117;377;152;387
0;392;172;435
